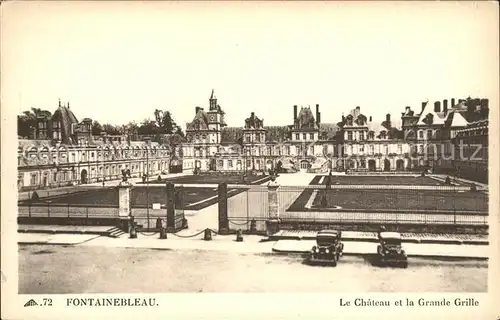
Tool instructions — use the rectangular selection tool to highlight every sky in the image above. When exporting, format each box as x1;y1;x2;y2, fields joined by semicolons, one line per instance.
2;1;498;129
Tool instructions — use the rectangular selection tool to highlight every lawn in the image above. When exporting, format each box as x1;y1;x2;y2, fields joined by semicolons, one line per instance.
143;174;272;185
308;175;464;186
287;188;488;213
19;186;247;211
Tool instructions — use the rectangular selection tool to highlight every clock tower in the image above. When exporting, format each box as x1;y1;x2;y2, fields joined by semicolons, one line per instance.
207;89;225;144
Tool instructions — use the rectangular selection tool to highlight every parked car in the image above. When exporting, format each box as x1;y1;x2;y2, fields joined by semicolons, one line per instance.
376;232;408;268
308;230;344;266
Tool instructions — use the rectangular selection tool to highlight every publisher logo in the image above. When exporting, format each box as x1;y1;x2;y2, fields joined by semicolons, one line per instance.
24;299;39;307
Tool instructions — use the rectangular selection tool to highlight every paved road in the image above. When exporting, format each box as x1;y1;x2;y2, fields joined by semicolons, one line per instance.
19;244;487;294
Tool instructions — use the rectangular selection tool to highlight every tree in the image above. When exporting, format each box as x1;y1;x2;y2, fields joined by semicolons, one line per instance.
17;108;52;138
102;123;122;135
92;121;103;135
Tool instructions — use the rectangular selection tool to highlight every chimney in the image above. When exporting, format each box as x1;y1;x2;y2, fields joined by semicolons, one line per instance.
443;99;448;113
293;105;298;121
434;101;441;113
451;98;455;107
421;102;426;113
316;104;320;125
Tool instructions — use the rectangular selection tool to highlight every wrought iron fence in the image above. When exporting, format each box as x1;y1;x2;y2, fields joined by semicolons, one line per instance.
224;184;489;231
17;186;120;220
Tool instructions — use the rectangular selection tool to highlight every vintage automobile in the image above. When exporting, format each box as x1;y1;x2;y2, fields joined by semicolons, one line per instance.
308;229;344;266
376;232;408;268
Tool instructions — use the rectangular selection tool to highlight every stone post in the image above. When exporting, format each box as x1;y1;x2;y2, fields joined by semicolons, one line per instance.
166;182;175;232
218;182;229;234
266;178;280;236
117;179;133;231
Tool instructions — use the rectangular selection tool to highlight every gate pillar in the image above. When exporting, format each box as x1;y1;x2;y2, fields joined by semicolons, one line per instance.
166;182;175;232
266;178;280;236
218;182;229;234
117;179;133;231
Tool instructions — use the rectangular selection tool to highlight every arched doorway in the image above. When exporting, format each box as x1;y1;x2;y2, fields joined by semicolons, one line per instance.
368;159;376;171
300;160;310;172
81;169;88;184
396;159;404;171
383;159;391;171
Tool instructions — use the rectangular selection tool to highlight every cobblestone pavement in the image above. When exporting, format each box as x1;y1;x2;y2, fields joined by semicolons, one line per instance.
18;244;487;294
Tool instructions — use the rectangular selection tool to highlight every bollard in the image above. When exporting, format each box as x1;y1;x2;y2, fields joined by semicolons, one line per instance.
204;228;212;241
250;219;257;233
156;217;163;230
159;226;167;239
236;229;243;242
129;224;137;239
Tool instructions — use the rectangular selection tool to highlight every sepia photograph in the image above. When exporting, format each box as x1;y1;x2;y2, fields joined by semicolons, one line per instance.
1;1;499;319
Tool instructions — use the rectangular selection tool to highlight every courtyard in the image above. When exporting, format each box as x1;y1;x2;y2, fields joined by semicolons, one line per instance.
142;173;272;185
18;186;248;211
308;175;467;186
286;188;489;213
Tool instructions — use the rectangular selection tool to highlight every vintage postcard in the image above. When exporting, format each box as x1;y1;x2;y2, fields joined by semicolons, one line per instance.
1;1;499;319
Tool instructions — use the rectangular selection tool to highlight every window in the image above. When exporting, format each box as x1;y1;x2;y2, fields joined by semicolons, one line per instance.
30;173;38;185
228;160;233;168
295;133;299;140
348;132;353;140
310;133;314;140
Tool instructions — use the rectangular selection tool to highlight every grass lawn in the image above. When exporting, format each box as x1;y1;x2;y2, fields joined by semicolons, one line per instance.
144;174;272;185
287;188;488;212
19;186;247;211
308;175;464;186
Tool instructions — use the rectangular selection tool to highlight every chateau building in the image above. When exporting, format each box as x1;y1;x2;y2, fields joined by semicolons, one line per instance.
183;91;490;175
17;101;173;190
19;93;490;190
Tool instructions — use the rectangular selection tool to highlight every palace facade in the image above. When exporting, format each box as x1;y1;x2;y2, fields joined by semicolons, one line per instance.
182;91;490;175
17;101;175;190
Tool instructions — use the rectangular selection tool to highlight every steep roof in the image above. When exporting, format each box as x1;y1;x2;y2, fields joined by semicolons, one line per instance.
51;106;79;144
294;107;318;130
186;109;210;130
